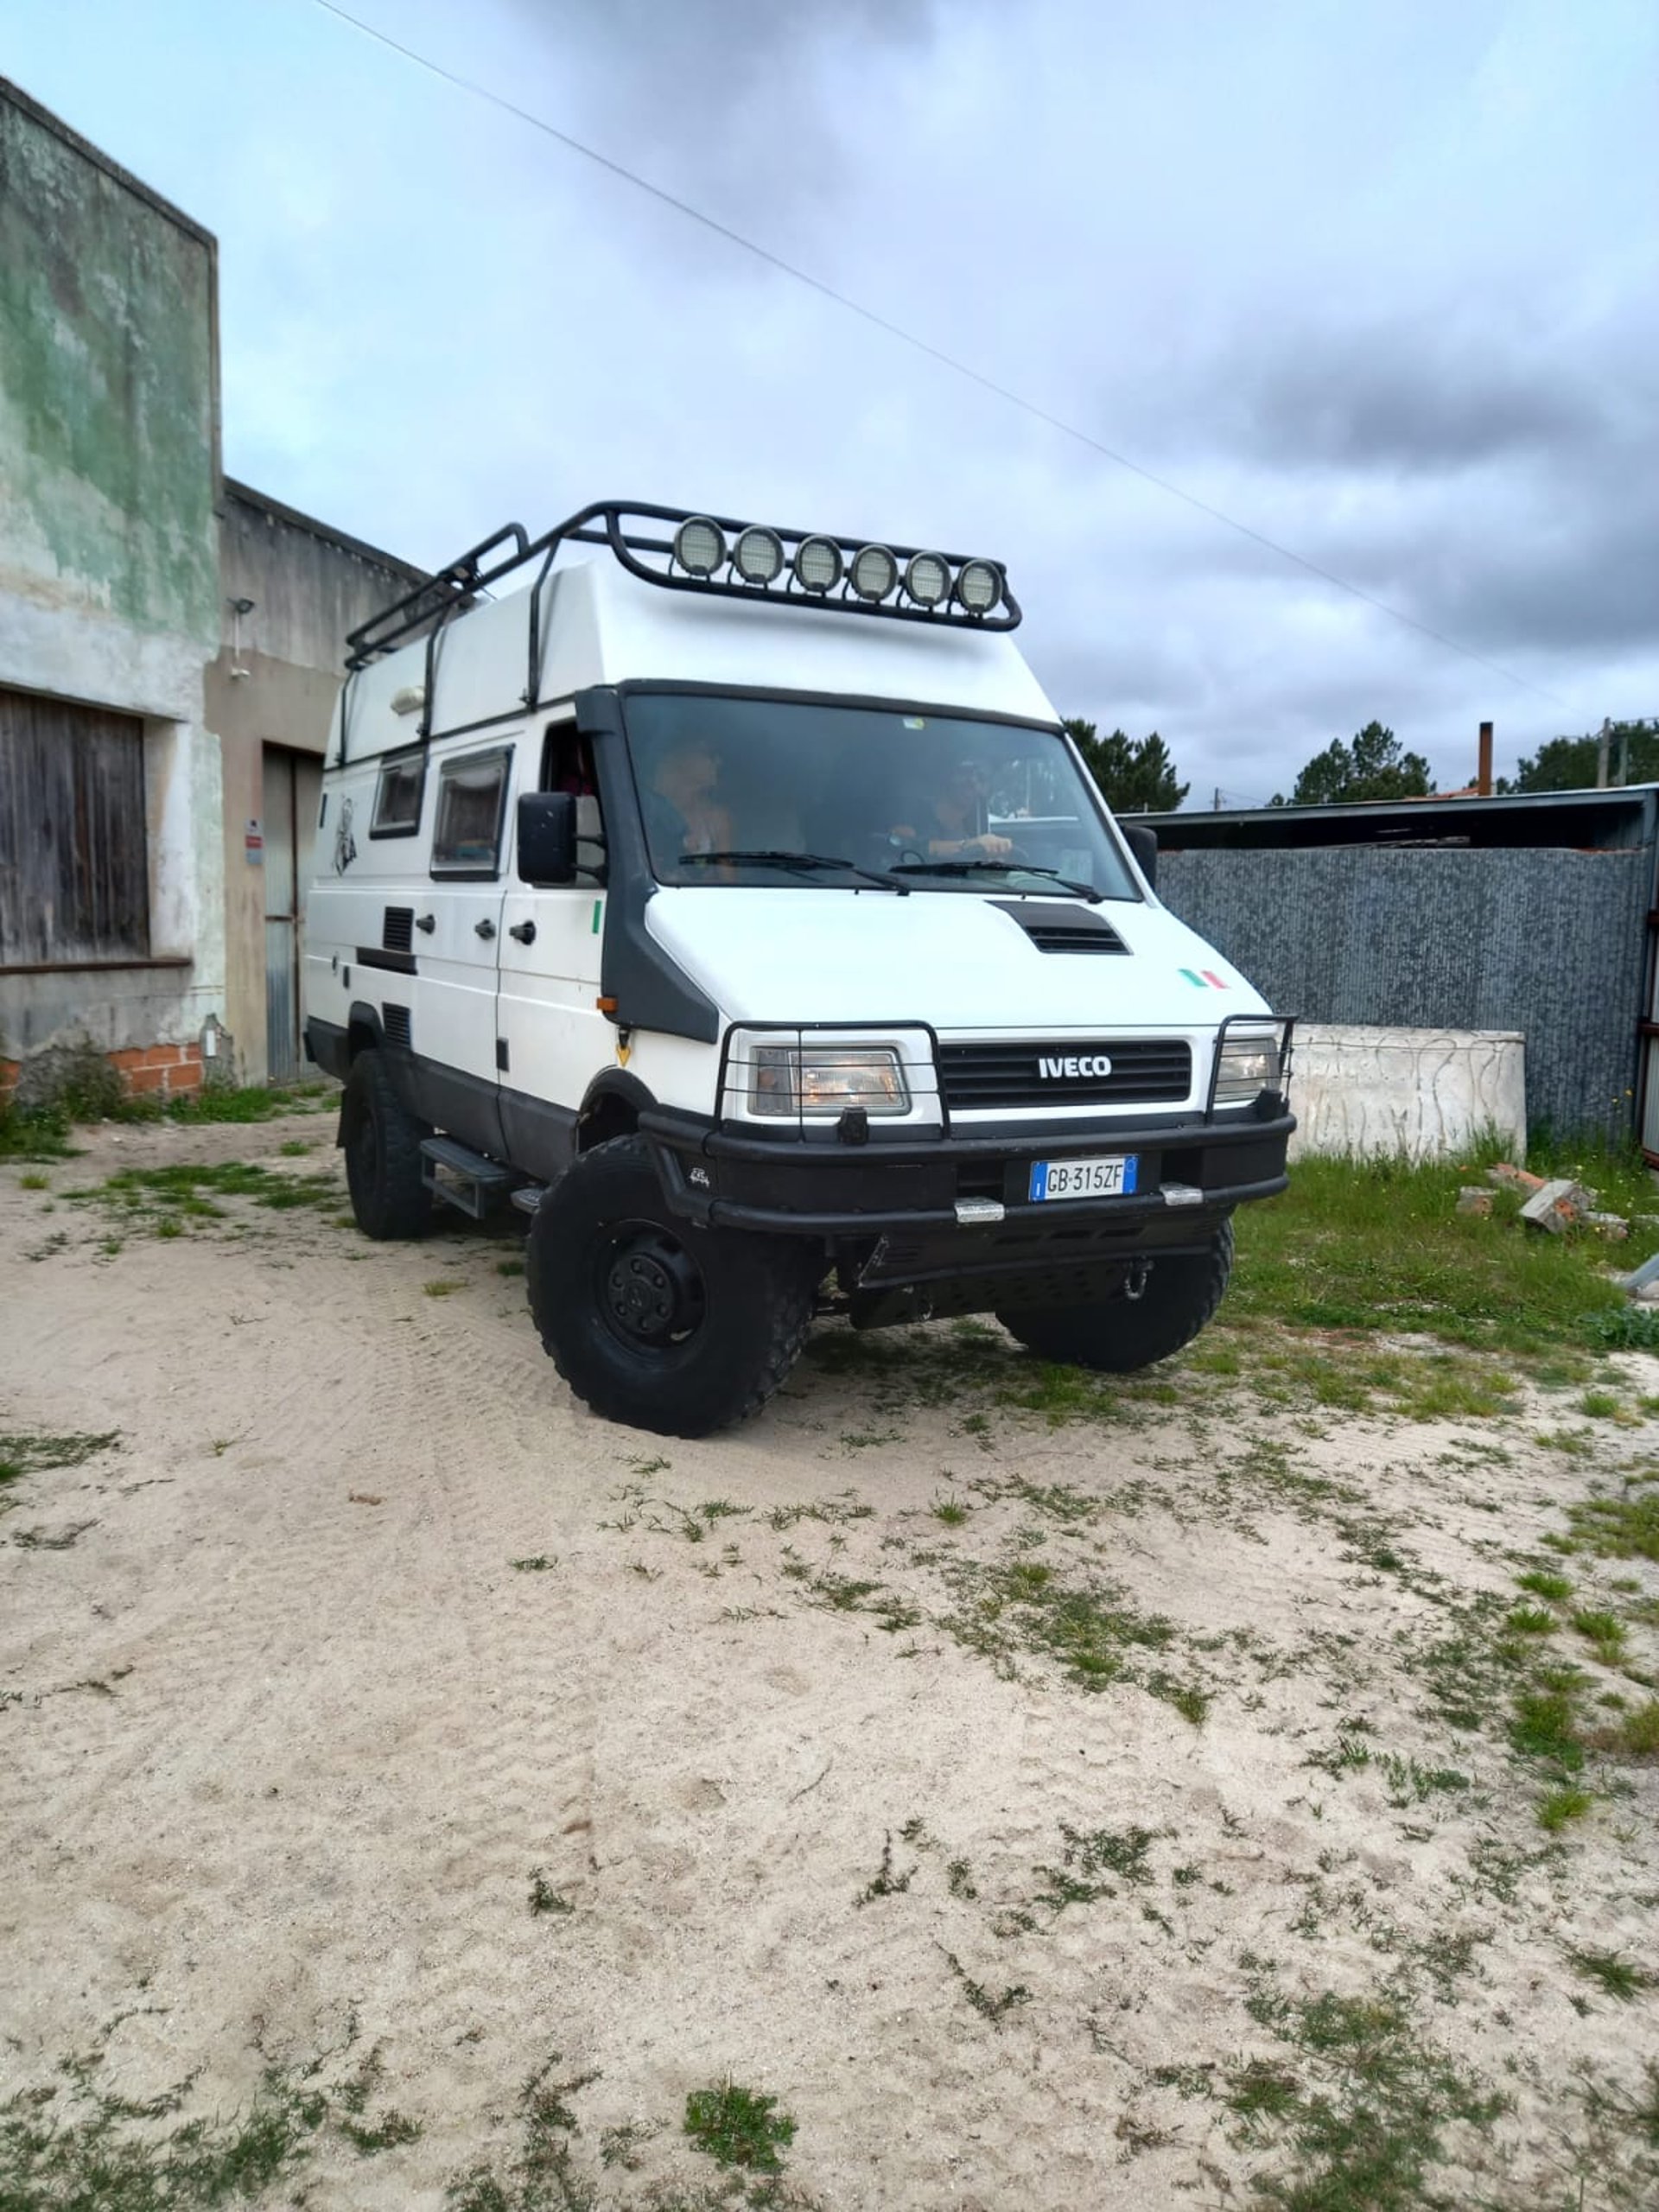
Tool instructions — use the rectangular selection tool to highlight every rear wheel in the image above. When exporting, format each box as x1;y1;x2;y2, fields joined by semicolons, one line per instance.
997;1222;1234;1372
341;1048;430;1241
527;1134;821;1436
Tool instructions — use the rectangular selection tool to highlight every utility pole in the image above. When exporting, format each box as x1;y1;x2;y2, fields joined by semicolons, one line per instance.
1477;721;1493;796
1596;719;1611;788
1617;725;1630;786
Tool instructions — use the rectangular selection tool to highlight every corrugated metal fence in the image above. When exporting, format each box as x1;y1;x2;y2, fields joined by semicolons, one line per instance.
1160;842;1649;1142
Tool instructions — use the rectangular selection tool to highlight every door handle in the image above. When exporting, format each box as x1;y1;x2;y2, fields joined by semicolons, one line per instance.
415;913;435;933
508;920;537;945
474;918;496;940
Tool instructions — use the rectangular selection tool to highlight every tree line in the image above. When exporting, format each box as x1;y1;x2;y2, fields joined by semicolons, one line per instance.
1060;713;1657;812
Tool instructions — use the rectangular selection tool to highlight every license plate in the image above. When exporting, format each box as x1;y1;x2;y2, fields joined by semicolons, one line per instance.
1028;1154;1138;1203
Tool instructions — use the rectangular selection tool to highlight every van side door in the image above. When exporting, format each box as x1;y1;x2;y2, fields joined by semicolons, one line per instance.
495;717;611;1183
414;738;517;1154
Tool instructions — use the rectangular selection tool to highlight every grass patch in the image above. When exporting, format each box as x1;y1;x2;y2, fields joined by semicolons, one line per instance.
1236;1979;1507;2205
1566;1488;1659;1563
938;1550;1182;1700
1614;1699;1659;1756
1538;1783;1595;1833
67;1160;340;1234
1226;1142;1654;1361
0;1427;119;1488
1516;1568;1573;1602
1570;1948;1654;2001
683;2082;796;2173
0;2025;422;2206
423;1278;462;1298
1571;1607;1629;1664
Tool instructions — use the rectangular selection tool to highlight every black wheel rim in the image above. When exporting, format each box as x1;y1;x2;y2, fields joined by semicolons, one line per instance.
597;1218;707;1352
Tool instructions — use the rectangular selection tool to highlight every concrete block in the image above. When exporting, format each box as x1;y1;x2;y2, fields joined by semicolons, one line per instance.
1456;1188;1495;1217
1519;1179;1592;1234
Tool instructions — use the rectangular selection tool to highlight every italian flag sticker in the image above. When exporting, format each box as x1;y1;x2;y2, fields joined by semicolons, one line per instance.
1180;968;1230;989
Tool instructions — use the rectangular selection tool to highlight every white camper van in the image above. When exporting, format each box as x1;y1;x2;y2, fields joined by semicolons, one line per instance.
303;501;1293;1436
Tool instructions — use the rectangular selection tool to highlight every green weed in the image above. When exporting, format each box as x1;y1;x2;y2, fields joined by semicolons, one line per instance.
682;2082;796;2173
1570;1949;1653;2001
1538;1785;1595;1833
1516;1569;1573;1602
528;1871;575;1916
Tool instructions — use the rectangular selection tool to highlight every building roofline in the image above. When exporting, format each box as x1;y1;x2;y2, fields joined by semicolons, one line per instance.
1143;784;1658;833
0;74;216;251
222;477;428;586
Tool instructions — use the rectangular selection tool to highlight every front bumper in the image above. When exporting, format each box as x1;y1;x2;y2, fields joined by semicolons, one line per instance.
639;1097;1294;1318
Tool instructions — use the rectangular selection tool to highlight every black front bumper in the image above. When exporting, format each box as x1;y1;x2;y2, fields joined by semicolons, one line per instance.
639;1099;1294;1318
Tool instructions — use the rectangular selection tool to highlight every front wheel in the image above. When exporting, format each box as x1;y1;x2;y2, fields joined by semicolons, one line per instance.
997;1222;1234;1372
526;1135;822;1436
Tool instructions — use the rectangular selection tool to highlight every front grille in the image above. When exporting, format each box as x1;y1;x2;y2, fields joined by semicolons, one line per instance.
383;906;415;953
939;1038;1192;1111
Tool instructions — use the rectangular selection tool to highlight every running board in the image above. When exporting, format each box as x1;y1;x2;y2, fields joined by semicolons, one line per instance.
420;1135;513;1220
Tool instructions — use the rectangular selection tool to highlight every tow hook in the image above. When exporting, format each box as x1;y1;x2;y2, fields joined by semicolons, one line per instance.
1124;1260;1152;1303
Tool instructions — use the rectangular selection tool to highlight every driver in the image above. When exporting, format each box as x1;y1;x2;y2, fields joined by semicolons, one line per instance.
891;757;1014;861
643;737;734;862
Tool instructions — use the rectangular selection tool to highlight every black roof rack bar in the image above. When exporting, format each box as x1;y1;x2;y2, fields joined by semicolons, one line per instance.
346;499;1020;672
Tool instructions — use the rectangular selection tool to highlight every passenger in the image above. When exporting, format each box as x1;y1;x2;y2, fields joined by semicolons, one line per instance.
892;757;1013;861
643;738;734;865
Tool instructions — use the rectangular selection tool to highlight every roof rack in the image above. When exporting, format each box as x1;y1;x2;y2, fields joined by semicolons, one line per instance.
343;499;1020;674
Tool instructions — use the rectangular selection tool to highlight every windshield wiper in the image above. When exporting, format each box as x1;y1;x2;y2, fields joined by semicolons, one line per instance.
677;849;910;895
889;860;1102;904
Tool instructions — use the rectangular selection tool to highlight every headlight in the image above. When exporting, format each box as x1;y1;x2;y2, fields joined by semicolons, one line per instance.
1212;1027;1282;1107
750;1045;911;1118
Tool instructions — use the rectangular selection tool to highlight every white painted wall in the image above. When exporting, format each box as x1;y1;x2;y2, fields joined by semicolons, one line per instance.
1288;1025;1526;1161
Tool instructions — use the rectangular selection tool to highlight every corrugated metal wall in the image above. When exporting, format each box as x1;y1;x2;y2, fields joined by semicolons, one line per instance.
1160;842;1649;1141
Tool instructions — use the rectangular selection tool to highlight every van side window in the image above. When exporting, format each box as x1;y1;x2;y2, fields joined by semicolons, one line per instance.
370;750;425;837
540;724;606;883
431;747;512;875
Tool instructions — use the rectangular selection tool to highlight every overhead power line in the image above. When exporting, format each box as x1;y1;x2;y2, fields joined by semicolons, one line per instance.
311;0;1573;713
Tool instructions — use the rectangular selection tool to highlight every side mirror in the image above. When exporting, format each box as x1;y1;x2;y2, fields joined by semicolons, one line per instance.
1126;823;1158;891
518;791;577;885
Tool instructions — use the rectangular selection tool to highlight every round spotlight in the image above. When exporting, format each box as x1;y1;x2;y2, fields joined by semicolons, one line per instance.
733;525;785;586
954;558;1002;615
904;551;950;607
793;536;843;594
849;544;899;602
673;517;727;577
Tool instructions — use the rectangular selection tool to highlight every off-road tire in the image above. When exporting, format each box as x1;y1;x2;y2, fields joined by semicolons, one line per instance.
526;1134;821;1437
997;1220;1234;1372
341;1047;431;1241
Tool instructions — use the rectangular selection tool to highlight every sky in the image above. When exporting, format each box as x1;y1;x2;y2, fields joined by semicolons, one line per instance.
8;0;1657;804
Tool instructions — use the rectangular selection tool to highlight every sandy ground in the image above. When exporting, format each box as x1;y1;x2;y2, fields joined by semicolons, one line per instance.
3;1110;1659;2209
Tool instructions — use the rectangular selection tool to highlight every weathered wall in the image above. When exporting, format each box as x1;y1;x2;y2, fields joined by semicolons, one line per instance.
205;482;422;1082
1288;1025;1526;1161
1160;843;1648;1143
0;88;218;652
0;78;224;1087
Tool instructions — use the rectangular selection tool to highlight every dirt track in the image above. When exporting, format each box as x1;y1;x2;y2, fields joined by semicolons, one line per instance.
3;1113;1659;2209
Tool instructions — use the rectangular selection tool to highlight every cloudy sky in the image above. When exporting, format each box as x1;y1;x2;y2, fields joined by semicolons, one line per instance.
10;0;1657;801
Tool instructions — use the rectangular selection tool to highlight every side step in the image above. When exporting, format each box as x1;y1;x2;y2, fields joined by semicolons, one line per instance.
420;1135;513;1220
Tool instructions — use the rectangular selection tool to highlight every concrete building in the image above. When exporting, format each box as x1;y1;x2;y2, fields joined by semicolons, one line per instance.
0;76;420;1103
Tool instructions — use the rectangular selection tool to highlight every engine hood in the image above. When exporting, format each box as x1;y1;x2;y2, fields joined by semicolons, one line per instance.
644;886;1271;1031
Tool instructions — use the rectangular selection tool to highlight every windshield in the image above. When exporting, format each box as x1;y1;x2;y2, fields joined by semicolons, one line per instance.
624;694;1141;899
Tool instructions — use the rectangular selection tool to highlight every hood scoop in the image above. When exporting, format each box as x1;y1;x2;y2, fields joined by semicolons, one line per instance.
989;900;1127;955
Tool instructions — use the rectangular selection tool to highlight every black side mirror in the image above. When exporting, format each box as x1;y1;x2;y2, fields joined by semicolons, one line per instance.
518;791;577;885
1126;823;1158;891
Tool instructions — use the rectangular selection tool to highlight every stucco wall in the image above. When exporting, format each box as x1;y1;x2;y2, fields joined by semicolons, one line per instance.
1160;843;1649;1143
206;484;422;1081
0;78;224;1076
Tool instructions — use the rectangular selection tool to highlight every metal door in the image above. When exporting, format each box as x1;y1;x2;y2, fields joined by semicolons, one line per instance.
263;747;302;1082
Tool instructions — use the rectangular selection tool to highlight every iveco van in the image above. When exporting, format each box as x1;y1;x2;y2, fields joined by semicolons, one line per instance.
303;500;1293;1436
